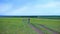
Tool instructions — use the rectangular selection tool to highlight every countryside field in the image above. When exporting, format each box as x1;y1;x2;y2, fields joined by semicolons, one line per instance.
0;17;60;34
30;18;60;34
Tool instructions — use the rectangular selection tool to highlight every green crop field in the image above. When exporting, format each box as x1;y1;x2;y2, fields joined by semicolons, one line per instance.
30;18;60;33
0;18;38;34
0;17;60;34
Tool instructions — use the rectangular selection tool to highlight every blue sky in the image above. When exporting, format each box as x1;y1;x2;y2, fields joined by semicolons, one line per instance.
0;0;60;16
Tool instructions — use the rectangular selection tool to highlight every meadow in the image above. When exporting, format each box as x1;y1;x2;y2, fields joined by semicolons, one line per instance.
30;18;60;34
30;18;60;32
0;18;38;34
0;17;60;34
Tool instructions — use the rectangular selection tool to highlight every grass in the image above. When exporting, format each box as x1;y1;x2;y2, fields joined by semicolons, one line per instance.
0;18;37;34
0;18;60;34
31;23;53;34
30;18;60;32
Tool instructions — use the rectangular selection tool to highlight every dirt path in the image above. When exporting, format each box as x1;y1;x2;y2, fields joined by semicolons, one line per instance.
37;24;60;34
28;23;44;34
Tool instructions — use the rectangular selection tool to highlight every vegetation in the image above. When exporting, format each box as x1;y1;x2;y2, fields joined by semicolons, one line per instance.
0;18;37;34
0;16;60;34
30;18;60;32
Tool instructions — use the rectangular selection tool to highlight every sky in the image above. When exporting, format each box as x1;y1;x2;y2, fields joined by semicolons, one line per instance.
0;0;60;16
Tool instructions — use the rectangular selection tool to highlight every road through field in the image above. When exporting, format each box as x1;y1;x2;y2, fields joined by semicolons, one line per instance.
22;18;60;34
37;24;60;34
28;23;44;34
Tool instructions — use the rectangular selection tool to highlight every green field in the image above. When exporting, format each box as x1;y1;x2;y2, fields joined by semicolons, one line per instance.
0;18;60;34
0;18;38;34
30;18;60;34
31;18;60;31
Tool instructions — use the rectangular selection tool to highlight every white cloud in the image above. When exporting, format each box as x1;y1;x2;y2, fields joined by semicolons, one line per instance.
0;1;60;15
4;1;60;15
35;2;60;8
4;6;28;15
0;3;13;13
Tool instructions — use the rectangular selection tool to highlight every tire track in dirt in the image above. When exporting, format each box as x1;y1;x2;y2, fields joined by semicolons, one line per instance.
37;24;60;34
28;23;44;34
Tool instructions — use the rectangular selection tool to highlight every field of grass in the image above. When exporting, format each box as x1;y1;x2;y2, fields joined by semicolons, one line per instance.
0;18;38;34
30;18;60;32
0;18;60;34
